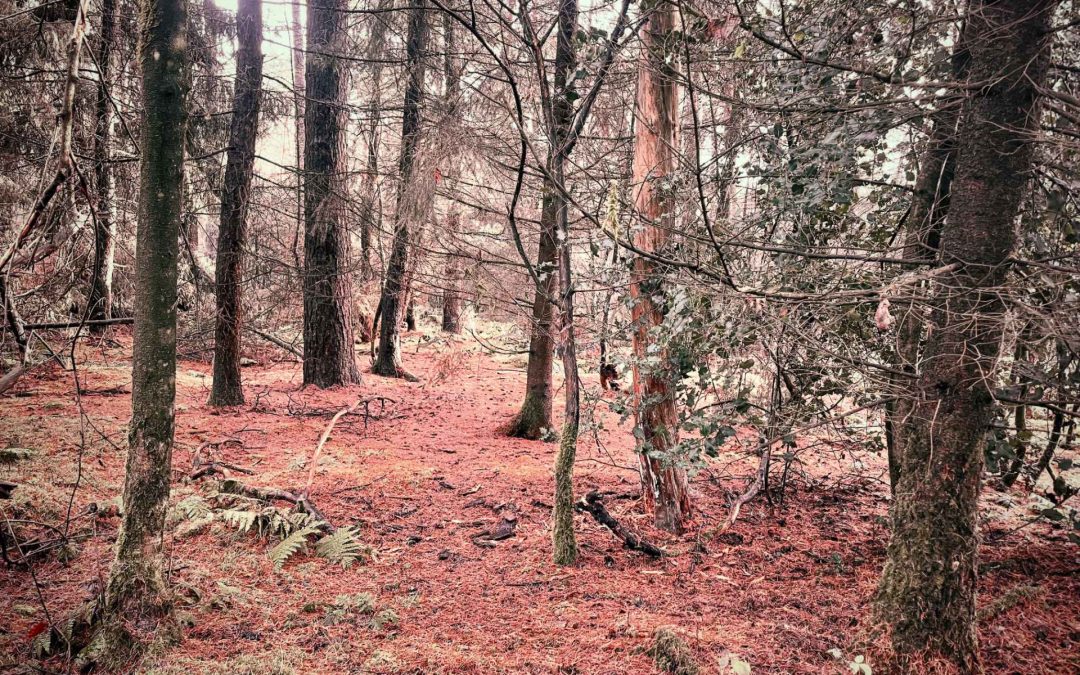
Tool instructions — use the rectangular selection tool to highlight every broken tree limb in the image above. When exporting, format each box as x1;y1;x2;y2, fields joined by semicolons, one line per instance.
245;326;302;359
303;397;393;498
576;491;663;558
21;317;133;330
719;441;773;533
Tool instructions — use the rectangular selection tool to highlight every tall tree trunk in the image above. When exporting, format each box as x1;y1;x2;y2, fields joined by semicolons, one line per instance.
100;0;188;655
88;0;116;330
440;13;463;334
885;40;968;491
209;0;263;406
303;0;360;387
359;0;393;283
289;0;305;275
549;0;580;566
876;1;1055;670
628;0;691;533
372;0;429;379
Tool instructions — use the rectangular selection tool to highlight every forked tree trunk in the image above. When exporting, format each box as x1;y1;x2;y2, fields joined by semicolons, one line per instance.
628;0;690;533
87;0;116;329
100;0;187;656
303;0;360;387
876;1;1055;670
373;0;429;379
209;0;263;406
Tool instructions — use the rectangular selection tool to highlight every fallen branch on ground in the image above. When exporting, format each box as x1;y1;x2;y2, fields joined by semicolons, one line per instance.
576;491;663;558
219;479;334;532
303;397;393;498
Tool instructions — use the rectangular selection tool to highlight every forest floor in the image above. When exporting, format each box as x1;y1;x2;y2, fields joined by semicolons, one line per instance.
1;325;1078;674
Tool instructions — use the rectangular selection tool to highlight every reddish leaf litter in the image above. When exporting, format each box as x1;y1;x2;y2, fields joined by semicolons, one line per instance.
1;331;1077;674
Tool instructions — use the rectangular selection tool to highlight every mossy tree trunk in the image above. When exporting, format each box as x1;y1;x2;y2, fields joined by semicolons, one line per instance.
628;0;691;533
87;0;116;330
876;1;1055;670
373;0;429;379
209;0;263;406
303;0;360;387
100;0;188;656
549;0;580;565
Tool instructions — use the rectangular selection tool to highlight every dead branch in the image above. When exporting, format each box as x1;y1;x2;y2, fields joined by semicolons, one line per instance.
576;491;663;558
219;479;334;532
303;397;393;498
246;326;302;359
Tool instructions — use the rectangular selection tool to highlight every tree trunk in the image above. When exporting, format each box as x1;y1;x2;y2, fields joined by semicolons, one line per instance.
289;0;305;275
100;0;188;656
506;193;558;439
303;0;360;387
876;1;1055;670
209;0;263;406
440;14;463;334
549;0;580;566
372;0;429;379
87;0;116;330
359;0;393;283
628;0;691;533
885;40;968;491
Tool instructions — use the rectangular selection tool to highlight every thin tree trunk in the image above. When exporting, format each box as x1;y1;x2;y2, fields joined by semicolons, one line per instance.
628;0;691;534
289;0;305;275
373;0;429;379
303;0;360;387
100;0;188;656
88;0;116;330
359;0;393;283
209;0;263;406
550;0;580;566
876;2;1055;670
440;14;463;334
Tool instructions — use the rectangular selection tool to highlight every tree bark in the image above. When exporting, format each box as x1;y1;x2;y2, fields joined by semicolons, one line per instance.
372;0;430;379
209;0;263;406
100;0;188;656
359;0;394;283
87;0;116;330
876;1;1056;670
303;0;360;387
506;196;558;438
628;0;691;533
550;0;580;566
440;14;463;334
289;0;305;274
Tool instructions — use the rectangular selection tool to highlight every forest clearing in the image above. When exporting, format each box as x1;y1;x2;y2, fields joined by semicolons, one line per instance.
2;0;1080;671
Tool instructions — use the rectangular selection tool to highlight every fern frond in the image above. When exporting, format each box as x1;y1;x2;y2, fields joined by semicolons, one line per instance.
172;494;210;521
269;525;320;570
30;627;51;658
219;508;259;534
315;526;369;569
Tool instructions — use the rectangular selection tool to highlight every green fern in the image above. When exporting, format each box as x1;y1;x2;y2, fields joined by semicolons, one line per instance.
315;526;369;569
269;525;321;570
219;508;259;534
172;494;211;521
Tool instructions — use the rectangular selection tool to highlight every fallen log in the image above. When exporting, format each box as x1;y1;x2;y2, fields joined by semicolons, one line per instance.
576;491;663;558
